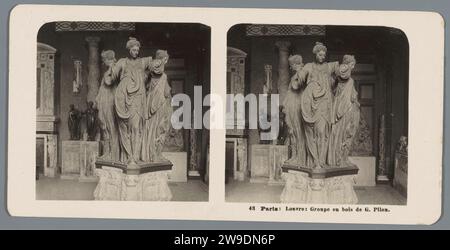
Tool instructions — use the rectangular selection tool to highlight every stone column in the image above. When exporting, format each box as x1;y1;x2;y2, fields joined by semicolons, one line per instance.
377;114;389;182
85;36;101;103
189;127;200;177
45;134;58;178
275;41;291;105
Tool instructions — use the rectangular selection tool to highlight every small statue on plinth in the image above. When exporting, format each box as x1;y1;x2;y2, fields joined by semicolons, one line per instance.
258;64;274;145
68;104;82;140
277;106;288;145
397;136;408;154
84;101;98;141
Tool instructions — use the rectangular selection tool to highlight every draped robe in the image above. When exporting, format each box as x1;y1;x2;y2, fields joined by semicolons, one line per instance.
327;77;360;166
299;61;339;168
96;68;120;161
141;73;173;162
283;70;306;166
108;56;152;163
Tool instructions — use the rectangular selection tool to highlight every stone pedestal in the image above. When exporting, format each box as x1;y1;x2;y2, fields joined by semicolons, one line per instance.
61;140;99;181
250;144;288;184
93;161;173;201
226;137;248;181
393;151;408;197
268;145;288;185
36;43;59;178
36;134;58;178
163;151;187;182
280;165;359;204
349;156;376;187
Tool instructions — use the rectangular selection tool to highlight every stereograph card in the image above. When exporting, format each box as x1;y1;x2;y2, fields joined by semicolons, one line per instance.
7;5;444;225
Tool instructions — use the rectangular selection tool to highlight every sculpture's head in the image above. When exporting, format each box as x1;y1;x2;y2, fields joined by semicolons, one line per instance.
155;49;169;64
288;54;303;71
338;64;352;80
312;42;327;64
69;104;75;110
151;59;164;75
87;101;94;108
101;50;116;67
126;37;141;59
152;50;169;74
342;54;356;70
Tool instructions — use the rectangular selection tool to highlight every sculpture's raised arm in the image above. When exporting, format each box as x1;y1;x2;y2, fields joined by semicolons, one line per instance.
142;56;153;71
295;67;309;88
327;61;340;88
107;58;125;82
329;61;340;75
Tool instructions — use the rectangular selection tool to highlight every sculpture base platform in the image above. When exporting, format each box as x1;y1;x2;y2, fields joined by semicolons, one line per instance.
93;160;173;201
280;165;359;204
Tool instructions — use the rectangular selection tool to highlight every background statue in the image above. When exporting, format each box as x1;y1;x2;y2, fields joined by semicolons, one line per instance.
141;50;172;162
68;104;81;140
84;101;98;141
96;50;120;160
107;37;153;165
263;64;273;95
327;55;360;166
397;136;408;154
258;64;273;144
299;42;339;168
277;106;289;145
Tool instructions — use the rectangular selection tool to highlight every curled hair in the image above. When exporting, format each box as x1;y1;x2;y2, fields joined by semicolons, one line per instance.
155;49;169;60
101;50;116;61
342;54;356;65
126;37;141;50
288;54;303;66
312;42;327;54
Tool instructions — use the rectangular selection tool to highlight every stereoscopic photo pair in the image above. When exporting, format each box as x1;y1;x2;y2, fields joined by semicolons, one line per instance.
7;5;443;224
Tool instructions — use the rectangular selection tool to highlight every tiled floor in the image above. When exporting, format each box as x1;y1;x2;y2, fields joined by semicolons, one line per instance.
36;177;406;205
36;176;209;201
225;180;407;205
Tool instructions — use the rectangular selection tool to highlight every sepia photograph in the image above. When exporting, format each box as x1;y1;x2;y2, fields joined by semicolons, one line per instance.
35;21;211;201
7;5;443;224
225;24;409;205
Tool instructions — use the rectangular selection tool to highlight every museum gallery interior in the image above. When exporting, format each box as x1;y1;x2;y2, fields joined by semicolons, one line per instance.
225;25;408;204
36;22;210;201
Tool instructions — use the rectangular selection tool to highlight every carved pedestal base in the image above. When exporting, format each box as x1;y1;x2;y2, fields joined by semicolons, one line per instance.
36;133;58;178
93;161;173;201
280;166;359;204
